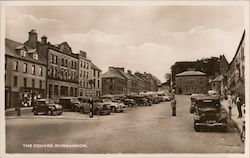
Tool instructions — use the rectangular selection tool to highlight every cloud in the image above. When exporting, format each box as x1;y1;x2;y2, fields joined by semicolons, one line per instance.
62;30;173;82
6;14;63;42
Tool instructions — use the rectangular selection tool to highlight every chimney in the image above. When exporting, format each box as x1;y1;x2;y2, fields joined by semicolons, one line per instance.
80;51;87;58
41;35;47;44
109;67;115;72
118;67;125;72
127;70;132;74
28;29;38;48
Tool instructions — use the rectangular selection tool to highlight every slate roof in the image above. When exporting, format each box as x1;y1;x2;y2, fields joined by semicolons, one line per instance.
102;70;125;79
5;38;47;65
91;62;101;71
176;70;206;77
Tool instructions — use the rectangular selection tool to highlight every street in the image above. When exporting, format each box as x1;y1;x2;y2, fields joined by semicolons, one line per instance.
6;95;244;153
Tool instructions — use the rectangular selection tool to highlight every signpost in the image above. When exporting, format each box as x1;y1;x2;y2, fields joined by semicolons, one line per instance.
88;80;94;118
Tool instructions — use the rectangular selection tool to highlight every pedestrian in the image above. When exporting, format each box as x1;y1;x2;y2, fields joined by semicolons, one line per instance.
171;98;176;116
236;94;242;118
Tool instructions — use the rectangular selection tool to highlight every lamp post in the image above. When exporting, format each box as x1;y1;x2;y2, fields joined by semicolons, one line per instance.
89;79;94;118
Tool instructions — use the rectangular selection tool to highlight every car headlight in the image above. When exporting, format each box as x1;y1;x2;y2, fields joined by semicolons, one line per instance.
202;113;205;117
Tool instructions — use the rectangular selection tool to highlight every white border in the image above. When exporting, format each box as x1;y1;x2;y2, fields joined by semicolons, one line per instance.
1;1;249;158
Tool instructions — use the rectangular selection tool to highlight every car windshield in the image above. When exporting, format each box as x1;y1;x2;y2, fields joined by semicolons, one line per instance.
196;100;220;108
71;98;80;103
38;100;54;104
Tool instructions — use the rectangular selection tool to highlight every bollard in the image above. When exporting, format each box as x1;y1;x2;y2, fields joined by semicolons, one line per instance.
228;105;232;120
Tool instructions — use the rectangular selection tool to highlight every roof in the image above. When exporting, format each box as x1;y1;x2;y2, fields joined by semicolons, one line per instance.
195;95;220;101
91;62;101;71
119;71;134;80
5;38;47;65
212;75;223;82
102;70;125;79
176;70;206;77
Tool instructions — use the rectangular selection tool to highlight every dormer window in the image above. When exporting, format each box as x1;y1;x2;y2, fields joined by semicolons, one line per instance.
33;54;38;60
20;50;27;57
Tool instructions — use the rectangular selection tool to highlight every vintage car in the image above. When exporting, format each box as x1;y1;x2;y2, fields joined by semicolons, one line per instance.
190;94;207;113
123;98;136;107
193;96;228;132
77;96;92;114
127;95;149;106
59;97;82;112
32;99;63;115
93;101;112;115
101;96;124;112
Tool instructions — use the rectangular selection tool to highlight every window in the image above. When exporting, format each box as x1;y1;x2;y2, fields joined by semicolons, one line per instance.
87;63;89;69
81;61;83;67
86;72;89;79
5;58;7;69
39;67;43;76
94;69;96;77
54;85;58;95
33;54;38;60
14;61;18;71
54;55;57;64
20;50;26;57
98;80;100;88
23;78;27;87
83;71;85;79
93;79;96;87
98;71;100;78
83;81;85;88
32;65;35;75
14;76;17;87
32;79;35;88
71;61;73;68
61;58;64;66
84;62;86;68
23;63;27;73
39;80;42;89
75;61;77;69
50;54;53;63
80;70;82;78
65;59;68;67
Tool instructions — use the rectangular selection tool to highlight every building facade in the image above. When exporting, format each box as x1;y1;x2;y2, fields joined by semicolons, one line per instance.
175;71;208;94
78;51;92;97
102;67;127;95
5;38;47;109
26;30;79;100
91;62;102;97
227;30;245;102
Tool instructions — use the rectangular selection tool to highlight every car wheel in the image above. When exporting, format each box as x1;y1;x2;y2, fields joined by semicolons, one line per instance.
194;121;200;132
50;110;54;116
74;106;79;112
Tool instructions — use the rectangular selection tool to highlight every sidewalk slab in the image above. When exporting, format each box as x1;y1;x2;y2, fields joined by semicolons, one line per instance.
221;100;244;132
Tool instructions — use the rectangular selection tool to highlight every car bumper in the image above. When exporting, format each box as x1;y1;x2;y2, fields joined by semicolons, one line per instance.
195;122;228;127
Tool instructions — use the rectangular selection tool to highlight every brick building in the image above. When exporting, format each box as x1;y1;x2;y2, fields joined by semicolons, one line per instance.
5;38;47;109
175;71;208;94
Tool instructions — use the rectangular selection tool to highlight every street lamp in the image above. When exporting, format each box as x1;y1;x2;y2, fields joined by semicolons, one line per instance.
88;79;94;118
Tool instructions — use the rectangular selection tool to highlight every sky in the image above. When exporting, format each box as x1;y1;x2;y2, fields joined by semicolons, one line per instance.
5;4;246;82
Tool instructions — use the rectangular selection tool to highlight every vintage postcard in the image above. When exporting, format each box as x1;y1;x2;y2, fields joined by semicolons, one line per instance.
0;0;249;158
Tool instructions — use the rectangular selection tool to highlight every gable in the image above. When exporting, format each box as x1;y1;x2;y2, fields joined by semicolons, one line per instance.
59;42;72;54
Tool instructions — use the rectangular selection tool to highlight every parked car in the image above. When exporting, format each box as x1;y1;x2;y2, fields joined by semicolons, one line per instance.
127;95;149;106
59;97;81;112
123;98;136;107
101;96;124;112
77;96;91;114
193;95;228;132
94;102;111;115
190;94;207;113
32;99;63;115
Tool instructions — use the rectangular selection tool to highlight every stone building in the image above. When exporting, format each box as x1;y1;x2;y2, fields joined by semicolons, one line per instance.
135;72;151;92
175;71;208;94
5;38;47;109
91;62;102;97
102;67;127;95
227;30;245;101
25;30;79;100
78;51;92;97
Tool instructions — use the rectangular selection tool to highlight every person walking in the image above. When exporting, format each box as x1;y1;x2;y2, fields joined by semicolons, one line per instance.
236;94;242;118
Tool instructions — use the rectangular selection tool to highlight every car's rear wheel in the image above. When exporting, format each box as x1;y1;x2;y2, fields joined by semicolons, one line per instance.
74;106;79;112
50;110;54;116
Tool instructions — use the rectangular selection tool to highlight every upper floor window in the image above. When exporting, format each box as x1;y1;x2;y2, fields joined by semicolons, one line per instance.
50;54;53;63
33;54;38;60
71;61;74;69
65;59;68;67
84;62;86;68
32;79;35;88
39;67;43;76
81;61;83;67
5;58;7;69
23;63;27;73
14;61;18;71
32;65;35;75
87;63;89;69
98;71;100;78
54;55;57;64
13;76;17;87
61;58;64;66
94;69;96;77
20;50;27;57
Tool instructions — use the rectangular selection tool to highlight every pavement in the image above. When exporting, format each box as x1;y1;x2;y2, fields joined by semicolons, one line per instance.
221;99;245;133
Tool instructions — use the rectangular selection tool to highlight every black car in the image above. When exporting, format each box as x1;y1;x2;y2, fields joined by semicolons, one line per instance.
193;96;228;132
59;97;81;112
127;95;149;106
33;99;63;115
123;99;135;107
190;94;207;113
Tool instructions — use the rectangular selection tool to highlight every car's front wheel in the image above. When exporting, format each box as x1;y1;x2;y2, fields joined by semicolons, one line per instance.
194;121;200;132
33;110;38;115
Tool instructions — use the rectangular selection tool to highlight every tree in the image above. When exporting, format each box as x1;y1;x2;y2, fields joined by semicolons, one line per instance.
164;73;171;82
